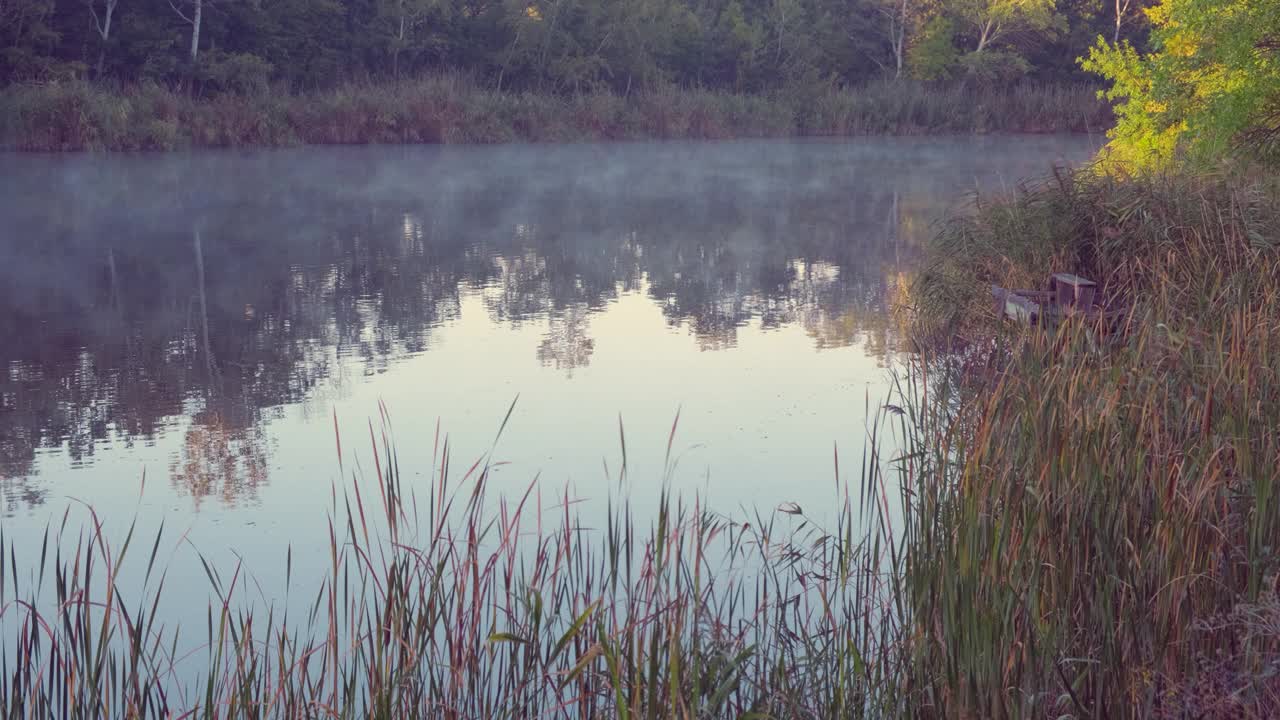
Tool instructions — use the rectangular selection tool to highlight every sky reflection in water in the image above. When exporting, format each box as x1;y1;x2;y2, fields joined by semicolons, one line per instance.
0;137;1096;540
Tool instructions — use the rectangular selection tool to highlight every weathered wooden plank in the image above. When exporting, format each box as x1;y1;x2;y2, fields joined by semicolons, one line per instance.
1050;272;1096;287
1004;293;1040;325
993;274;1113;331
1050;273;1098;311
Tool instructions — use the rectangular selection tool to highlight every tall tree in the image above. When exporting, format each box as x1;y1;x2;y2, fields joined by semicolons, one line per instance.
381;0;436;77
875;0;912;77
85;0;120;76
953;0;1059;52
0;0;1146;89
1084;0;1280;166
1112;0;1132;42
168;0;204;61
0;0;59;80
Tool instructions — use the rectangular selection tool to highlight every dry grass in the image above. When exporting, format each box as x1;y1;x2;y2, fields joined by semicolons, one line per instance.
907;168;1280;717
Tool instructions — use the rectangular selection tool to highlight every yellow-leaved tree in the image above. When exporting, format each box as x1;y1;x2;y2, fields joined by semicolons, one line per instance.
1083;0;1280;168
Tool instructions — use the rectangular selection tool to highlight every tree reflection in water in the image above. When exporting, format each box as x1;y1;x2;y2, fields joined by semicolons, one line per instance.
0;138;1094;511
170;410;270;509
538;305;596;374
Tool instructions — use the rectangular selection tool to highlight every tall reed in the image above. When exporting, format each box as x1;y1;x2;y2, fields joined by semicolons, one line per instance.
0;404;914;718
908;168;1280;717
0;76;1110;152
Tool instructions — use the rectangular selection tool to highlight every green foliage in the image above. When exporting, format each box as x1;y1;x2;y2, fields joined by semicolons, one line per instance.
1083;0;1280;167
958;48;1032;82
0;0;1133;95
198;52;274;95
950;0;1063;51
0;0;83;81
908;16;960;80
911;0;1065;81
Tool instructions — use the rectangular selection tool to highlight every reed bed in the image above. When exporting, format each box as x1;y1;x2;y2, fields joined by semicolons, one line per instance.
0;405;915;718
0;75;1109;151
909;168;1280;717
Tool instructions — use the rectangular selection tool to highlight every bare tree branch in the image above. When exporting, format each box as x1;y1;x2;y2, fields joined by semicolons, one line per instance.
167;0;192;25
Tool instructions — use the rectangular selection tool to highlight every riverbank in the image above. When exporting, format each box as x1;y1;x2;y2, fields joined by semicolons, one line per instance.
908;168;1280;716
0;75;1110;151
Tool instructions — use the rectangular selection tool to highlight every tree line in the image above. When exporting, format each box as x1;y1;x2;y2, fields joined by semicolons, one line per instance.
1;0;1152;93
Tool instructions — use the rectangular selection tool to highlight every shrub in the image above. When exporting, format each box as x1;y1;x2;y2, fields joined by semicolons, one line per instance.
199;52;275;95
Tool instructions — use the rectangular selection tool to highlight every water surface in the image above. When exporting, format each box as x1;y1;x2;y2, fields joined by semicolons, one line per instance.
1;138;1094;549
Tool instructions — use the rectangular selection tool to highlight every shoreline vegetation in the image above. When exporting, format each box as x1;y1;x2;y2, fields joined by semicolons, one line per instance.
910;168;1280;717
0;76;1111;152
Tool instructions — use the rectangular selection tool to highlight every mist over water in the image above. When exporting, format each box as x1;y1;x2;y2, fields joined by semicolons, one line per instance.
0;137;1094;543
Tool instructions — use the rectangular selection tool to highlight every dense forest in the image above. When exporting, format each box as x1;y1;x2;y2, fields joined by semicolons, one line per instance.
2;0;1150;93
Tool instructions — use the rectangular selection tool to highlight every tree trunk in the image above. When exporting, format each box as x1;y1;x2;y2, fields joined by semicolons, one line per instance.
190;0;201;61
91;0;116;78
539;0;563;89
774;4;785;66
395;12;405;78
893;0;907;79
977;19;995;52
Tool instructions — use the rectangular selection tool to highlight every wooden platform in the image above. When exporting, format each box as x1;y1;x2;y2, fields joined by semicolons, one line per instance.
991;274;1128;332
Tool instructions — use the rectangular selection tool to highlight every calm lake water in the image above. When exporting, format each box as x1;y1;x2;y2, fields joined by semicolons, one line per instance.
0;137;1095;565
